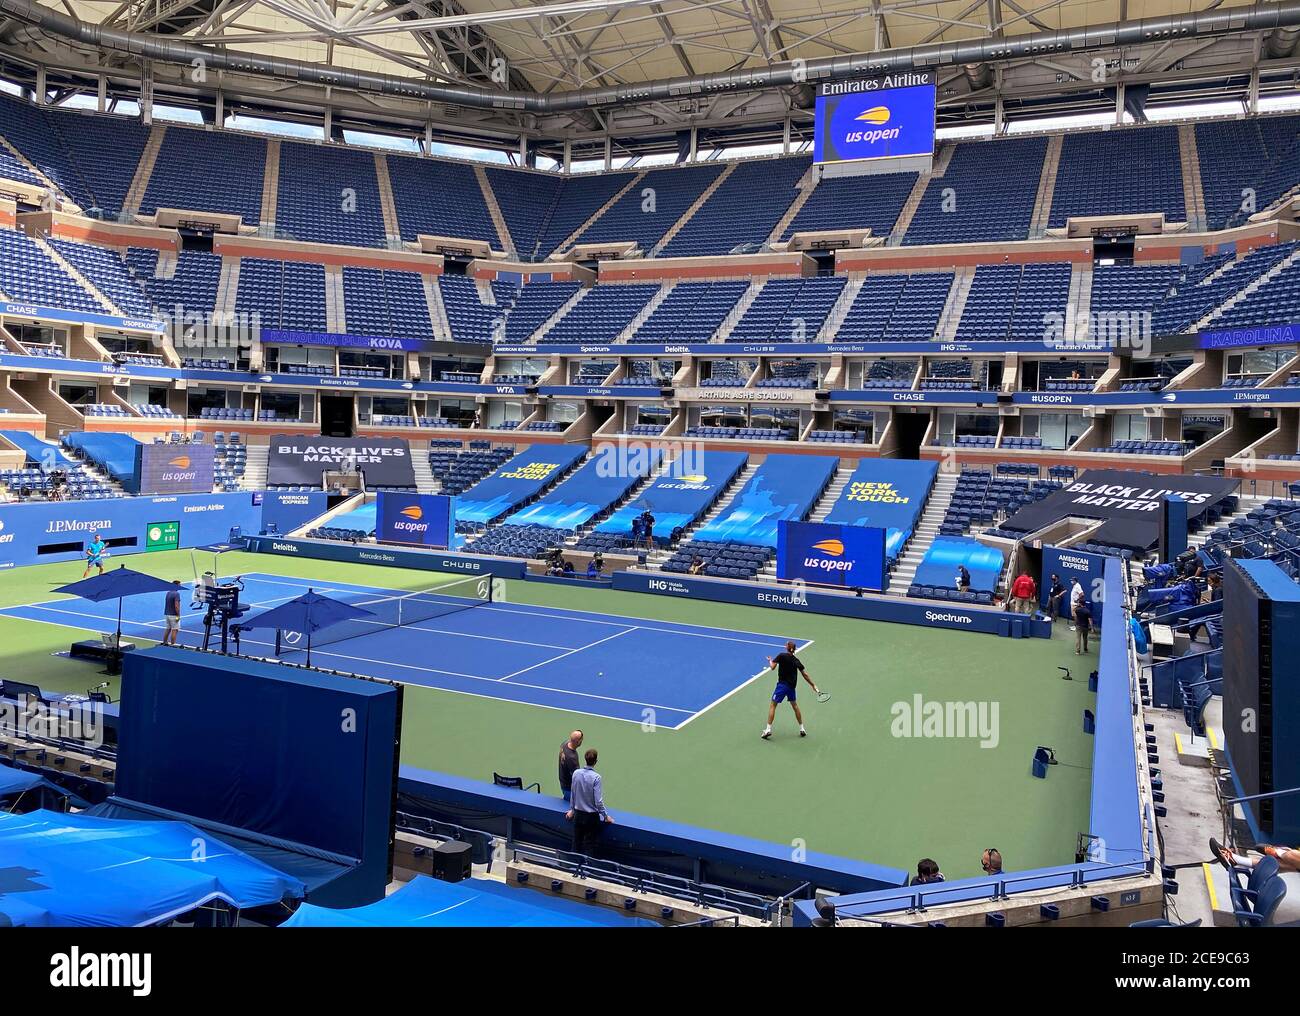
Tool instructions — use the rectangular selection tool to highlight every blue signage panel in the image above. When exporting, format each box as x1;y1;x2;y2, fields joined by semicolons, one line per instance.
376;491;454;549
1198;323;1300;349
244;534;526;579
814;77;936;164
777;520;887;591
1040;545;1108;627
612;570;1049;639
0;492;263;569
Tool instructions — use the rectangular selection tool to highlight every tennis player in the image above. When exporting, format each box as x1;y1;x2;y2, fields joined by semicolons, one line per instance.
761;640;819;740
82;530;107;578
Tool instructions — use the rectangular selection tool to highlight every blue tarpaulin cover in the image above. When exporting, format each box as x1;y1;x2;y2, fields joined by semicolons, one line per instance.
0;809;305;926
281;874;653;927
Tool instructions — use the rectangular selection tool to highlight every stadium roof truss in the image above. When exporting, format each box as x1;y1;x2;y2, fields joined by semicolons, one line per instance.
0;0;1298;159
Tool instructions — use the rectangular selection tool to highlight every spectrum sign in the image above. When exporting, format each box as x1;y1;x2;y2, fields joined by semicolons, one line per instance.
813;72;937;165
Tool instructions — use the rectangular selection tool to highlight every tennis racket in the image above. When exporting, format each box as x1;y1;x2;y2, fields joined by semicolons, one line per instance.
815;686;831;703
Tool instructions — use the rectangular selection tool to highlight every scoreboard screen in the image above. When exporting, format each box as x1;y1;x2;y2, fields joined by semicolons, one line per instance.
814;73;937;165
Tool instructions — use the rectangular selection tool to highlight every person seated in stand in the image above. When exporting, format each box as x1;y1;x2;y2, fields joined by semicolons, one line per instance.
1212;837;1300;875
561;560;575;577
909;858;945;886
688;555;705;576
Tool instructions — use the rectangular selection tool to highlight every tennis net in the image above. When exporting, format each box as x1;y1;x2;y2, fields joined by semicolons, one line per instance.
275;574;494;656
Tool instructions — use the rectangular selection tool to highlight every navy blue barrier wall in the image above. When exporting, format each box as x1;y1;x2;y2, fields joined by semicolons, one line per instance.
258;491;330;534
694;453;838;547
397;766;906;900
0;492;265;569
613;570;1050;638
793;556;1150;925
1040;546;1107;622
777;520;886;591
376;491;454;548
823;459;938;561
456;444;589;525
243;533;527;579
504;446;662;530
596;450;747;539
1088;556;1145;865
113;647;401;907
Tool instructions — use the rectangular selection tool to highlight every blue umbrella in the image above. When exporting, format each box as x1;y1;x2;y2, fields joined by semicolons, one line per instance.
239;589;374;667
54;565;181;647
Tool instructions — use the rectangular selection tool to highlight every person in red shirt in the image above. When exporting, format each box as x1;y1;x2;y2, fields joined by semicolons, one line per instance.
1010;572;1037;614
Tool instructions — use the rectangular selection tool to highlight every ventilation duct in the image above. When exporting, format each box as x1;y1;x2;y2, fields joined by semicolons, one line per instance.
1;0;1298;115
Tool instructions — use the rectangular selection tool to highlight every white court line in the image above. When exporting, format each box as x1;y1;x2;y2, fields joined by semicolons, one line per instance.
495;626;636;683
235;576;576;651
4;604;697;718
676;638;817;730
242;572;798;647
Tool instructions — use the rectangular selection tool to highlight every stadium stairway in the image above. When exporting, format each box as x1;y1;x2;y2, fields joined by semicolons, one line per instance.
122;125;165;218
765;162;819;246
751;463;857;581
552;170;648;255
474;164;515;256
712;281;765;343
529;286;589;344
29;235;120;315
1193;246;1300;331
560;454;678;550
645;461;759;568
258;139;281;235
888;143;955;245
241;445;269;490
885;471;959;594
411;451;439;494
1027;133;1063;238
815;275;866;341
650;162;737;256
1186;495;1270;549
935;267;975;342
807;465;856;523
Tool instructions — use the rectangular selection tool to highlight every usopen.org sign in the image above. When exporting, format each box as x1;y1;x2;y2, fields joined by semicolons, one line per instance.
375;491;454;549
814;72;936;164
777;520;887;591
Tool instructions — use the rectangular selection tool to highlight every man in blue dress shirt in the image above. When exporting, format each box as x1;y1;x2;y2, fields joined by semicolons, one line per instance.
566;748;613;856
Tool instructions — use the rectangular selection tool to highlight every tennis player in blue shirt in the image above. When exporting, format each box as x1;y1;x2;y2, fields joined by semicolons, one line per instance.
82;531;107;578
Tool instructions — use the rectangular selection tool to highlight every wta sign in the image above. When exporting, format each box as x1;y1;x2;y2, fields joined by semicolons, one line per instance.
376;491;454;549
814;73;936;165
777;520;887;591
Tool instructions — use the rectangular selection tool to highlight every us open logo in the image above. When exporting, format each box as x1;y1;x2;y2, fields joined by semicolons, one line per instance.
394;505;429;534
844;105;901;145
803;538;853;574
161;454;199;483
0;520;11;544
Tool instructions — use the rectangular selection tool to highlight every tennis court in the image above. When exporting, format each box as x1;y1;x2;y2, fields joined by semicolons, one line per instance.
0;571;810;728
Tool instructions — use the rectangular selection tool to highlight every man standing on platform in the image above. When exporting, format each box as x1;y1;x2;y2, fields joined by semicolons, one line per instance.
558;729;583;803
567;749;613;856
